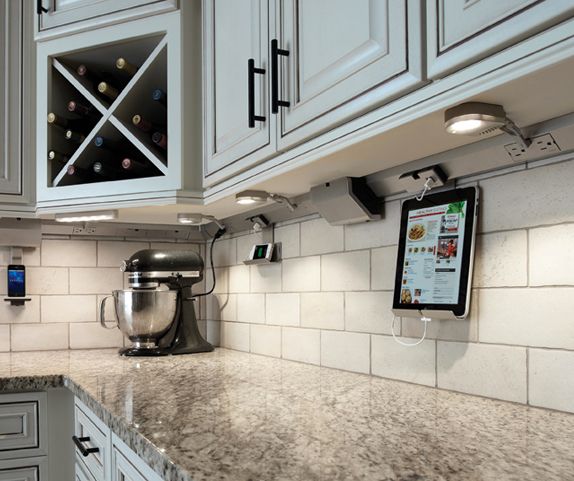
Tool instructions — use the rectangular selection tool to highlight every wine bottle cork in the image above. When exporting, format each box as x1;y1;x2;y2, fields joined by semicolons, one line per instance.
98;82;119;100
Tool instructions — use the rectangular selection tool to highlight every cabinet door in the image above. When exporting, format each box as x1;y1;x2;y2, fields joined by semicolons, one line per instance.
0;466;38;481
36;0;177;33
0;0;23;196
203;0;277;182
427;0;574;77
277;0;421;148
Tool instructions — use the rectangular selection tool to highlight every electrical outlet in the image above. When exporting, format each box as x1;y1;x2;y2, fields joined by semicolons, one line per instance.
86;227;96;234
505;133;561;161
72;226;84;234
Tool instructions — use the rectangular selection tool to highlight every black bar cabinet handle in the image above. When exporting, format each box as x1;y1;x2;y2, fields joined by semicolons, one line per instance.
37;0;49;14
248;59;266;128
271;39;290;114
72;435;100;457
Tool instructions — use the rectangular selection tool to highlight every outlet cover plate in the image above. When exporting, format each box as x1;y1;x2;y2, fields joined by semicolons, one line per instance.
505;133;561;161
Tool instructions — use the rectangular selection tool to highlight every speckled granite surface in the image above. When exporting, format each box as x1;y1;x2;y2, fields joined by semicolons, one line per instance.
1;349;573;481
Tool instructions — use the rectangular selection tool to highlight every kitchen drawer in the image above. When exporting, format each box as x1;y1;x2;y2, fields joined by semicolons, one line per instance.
0;456;47;481
76;456;97;481
111;434;162;481
74;401;111;481
0;393;47;459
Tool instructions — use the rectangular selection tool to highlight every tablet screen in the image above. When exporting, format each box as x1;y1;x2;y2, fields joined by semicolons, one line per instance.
393;187;478;318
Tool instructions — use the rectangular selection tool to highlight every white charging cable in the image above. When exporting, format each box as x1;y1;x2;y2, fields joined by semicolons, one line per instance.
391;315;432;347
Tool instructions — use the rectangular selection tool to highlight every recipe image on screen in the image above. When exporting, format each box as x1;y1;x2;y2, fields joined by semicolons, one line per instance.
400;201;467;305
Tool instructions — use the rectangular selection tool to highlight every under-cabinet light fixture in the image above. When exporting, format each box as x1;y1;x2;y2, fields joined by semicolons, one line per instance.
55;210;118;223
235;190;297;212
177;213;225;230
444;102;531;149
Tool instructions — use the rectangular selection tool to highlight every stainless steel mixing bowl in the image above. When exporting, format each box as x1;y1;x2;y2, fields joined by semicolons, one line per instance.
100;290;178;348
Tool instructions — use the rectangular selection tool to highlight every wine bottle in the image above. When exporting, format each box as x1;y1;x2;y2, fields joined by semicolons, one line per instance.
93;135;120;151
47;112;69;130
115;57;138;77
48;150;69;163
67;100;98;120
98;82;119;101
76;64;102;85
152;131;167;150
121;157;149;174
151;88;167;107
132;114;164;133
66;165;96;182
65;129;86;144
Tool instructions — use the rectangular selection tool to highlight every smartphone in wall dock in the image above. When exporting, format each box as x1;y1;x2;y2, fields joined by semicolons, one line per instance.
7;265;26;298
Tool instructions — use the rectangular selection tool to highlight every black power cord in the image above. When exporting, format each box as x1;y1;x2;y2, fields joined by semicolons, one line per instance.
192;227;226;298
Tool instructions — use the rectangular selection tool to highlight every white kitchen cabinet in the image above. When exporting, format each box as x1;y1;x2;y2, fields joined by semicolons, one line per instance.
35;4;203;214
0;457;47;481
203;0;423;186
35;0;178;39
277;0;422;148
0;0;35;215
427;0;574;78
203;0;277;178
111;444;162;481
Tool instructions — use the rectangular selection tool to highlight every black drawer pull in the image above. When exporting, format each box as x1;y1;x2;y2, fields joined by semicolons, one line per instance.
271;39;290;114
36;0;49;14
248;59;266;128
72;435;100;457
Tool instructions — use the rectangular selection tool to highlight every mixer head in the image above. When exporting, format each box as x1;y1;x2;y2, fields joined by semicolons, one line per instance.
121;249;204;290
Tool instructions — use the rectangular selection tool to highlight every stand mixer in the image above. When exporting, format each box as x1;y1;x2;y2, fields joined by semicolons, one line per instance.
100;249;214;356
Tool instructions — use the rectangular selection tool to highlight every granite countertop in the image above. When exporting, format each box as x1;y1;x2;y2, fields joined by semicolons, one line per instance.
1;349;573;481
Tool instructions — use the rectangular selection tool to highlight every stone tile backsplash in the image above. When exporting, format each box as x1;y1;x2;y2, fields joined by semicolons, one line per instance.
1;158;573;416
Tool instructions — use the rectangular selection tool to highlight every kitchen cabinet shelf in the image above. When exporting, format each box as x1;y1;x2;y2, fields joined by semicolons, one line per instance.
36;7;202;213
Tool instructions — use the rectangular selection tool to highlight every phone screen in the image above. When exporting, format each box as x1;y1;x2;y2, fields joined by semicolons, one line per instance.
8;265;25;297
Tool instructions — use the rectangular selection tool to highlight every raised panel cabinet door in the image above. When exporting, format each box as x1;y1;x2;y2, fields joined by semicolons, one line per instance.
0;466;38;481
0;0;23;195
277;0;421;148
427;0;574;77
203;0;277;180
36;0;177;32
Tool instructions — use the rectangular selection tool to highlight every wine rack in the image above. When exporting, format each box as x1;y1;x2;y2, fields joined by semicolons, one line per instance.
36;10;201;213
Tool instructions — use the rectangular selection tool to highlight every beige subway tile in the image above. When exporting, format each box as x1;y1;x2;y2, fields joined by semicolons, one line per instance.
11;323;69;351
212;237;237;267
529;224;574;286
0;247;40;267
479;288;574;349
345;291;393;334
401;291;478;342
282;257;320;292
371;334;435;386
437;342;527;403
250;324;281;358
281;327;320;365
266;293;300;327
237;294;265;324
237;232;263;263
41;240;96;267
344;201;400;250
275;224;300;259
300;218;344;256
206;320;221;346
41;295;96;323
479;160;574;232
69;268;123;295
0;325;9;351
529;348;574;413
371;246;398;291
321;331;370;374
205;293;237;322
0;267;5;294
321;251;370;291
228;265;250;293
221;321;250;351
27;267;69;295
250;264;281;293
97;241;149;267
0;296;40;324
69;323;123;349
473;231;527;287
301;293;344;330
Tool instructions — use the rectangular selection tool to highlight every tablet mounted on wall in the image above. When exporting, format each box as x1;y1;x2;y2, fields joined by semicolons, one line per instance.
392;186;479;320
